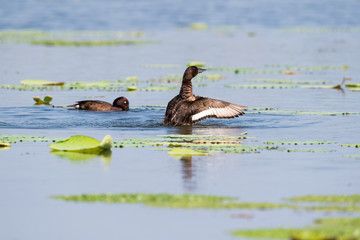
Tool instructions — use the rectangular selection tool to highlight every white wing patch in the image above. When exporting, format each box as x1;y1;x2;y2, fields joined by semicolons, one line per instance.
192;105;246;122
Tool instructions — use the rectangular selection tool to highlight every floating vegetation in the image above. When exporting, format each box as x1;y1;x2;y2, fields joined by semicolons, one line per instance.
52;192;360;213
209;65;347;74
232;217;360;240
49;135;112;154
282;149;335;153
112;134;259;154
249;110;360;116
33;96;53;105
126;86;138;91
0;135;63;144
245;78;329;85
168;148;209;158
341;144;360;148
187;61;206;68
0;30;149;47
265;141;336;145
0;142;11;149
31;40;151;46
21;79;64;86
52;193;292;210
226;84;298;89
288;194;360;204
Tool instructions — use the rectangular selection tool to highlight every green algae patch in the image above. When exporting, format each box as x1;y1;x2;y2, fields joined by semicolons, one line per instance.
341;143;360;148
265;140;336;145
31;39;152;46
49;135;112;153
0;135;63;144
288;194;360;204
168;148;209;158
33;96;53;105
232;217;360;240
52;193;291;210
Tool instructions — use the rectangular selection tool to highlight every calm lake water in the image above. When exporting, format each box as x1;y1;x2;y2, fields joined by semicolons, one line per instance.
1;0;360;239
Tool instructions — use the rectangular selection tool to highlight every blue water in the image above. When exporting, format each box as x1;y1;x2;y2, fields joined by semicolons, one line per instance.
1;0;360;30
1;1;360;240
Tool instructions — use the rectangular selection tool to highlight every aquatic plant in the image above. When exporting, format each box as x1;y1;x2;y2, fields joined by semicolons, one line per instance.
341;143;360;148
52;193;292;209
33;96;53;105
232;217;360;240
0;142;11;149
288;194;360;204
49;135;112;153
21;79;64;86
189;23;208;30
187;61;206;67
265;140;336;145
167;148;209;158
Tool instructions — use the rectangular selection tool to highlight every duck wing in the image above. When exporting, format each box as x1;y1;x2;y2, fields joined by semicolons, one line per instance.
68;100;112;111
190;97;246;123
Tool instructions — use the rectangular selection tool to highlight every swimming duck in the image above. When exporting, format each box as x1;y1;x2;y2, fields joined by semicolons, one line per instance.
163;66;246;126
68;96;129;111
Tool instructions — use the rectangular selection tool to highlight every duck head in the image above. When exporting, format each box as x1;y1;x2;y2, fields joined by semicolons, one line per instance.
113;96;130;111
183;66;206;81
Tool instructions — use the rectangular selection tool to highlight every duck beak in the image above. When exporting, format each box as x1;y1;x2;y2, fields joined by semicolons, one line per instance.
198;68;206;73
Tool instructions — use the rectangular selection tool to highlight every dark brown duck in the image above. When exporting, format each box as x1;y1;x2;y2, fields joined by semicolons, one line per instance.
68;96;129;111
163;66;246;126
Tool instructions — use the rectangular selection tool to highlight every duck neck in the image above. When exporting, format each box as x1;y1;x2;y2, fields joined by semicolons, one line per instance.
179;78;194;100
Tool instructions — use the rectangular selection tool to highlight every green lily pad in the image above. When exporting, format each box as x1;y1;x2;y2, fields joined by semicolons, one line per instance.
168;148;209;158
51;150;112;162
49;135;112;153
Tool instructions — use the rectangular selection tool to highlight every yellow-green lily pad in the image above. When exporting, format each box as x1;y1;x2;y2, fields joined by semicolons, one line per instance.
0;142;11;149
49;135;112;153
126;86;138;91
187;61;206;67
168;148;208;158
21;79;64;86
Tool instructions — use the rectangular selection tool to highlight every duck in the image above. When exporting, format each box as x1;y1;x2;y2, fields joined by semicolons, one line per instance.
163;66;246;126
68;96;129;111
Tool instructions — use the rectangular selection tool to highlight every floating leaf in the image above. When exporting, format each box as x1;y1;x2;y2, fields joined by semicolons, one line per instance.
0;142;11;149
187;61;206;67
232;217;360;240
21;79;64;86
126;86;138;91
49;135;112;153
168;148;209;158
51;150;112;162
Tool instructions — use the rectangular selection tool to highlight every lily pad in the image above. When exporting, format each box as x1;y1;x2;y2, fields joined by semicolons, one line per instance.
187;61;206;67
0;142;11;149
189;22;208;30
21;79;64;86
168;148;209;158
49;135;112;153
232;217;360;240
126;86;138;91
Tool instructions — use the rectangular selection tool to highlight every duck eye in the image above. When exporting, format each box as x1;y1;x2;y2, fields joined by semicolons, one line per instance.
124;101;127;104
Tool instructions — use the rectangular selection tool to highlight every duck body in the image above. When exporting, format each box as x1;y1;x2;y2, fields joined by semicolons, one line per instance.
163;66;246;126
68;97;129;111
